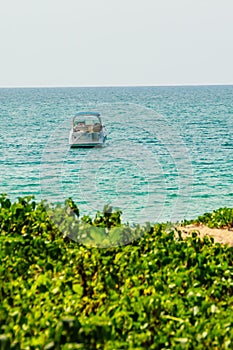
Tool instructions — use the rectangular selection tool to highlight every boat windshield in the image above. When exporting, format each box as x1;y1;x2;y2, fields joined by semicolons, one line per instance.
73;115;101;127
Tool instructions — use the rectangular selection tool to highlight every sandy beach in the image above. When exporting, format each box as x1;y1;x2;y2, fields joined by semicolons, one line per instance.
176;224;233;246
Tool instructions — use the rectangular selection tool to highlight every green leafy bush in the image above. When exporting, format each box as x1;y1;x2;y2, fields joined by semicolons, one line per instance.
183;207;233;228
1;195;233;349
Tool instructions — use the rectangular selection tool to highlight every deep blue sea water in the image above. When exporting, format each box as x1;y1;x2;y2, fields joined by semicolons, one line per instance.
0;85;233;224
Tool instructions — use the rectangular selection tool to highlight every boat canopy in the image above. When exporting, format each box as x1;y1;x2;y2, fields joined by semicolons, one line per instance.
75;112;100;117
72;112;102;127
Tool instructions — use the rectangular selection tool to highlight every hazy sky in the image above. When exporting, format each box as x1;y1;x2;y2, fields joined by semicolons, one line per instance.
0;0;232;87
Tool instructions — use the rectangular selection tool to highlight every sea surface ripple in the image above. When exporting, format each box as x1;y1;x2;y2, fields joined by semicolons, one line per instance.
0;85;233;224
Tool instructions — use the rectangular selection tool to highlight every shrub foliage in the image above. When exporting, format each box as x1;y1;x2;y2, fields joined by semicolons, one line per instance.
182;207;233;229
1;195;233;349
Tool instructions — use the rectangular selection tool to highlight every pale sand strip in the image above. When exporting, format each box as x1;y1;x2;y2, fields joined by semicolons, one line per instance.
175;224;233;246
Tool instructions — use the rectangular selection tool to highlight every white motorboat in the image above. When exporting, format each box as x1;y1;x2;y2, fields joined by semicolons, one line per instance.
69;112;107;148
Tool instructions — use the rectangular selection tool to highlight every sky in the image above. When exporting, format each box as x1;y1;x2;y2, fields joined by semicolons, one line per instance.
0;0;232;87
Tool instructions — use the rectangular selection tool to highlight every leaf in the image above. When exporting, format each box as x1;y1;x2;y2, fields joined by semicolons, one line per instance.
193;306;199;316
72;284;83;296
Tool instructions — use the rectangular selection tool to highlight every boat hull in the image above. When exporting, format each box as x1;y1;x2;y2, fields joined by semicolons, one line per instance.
69;130;107;148
70;143;104;148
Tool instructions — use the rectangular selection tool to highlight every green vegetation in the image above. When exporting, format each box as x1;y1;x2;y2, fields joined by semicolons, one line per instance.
182;207;233;229
1;195;233;349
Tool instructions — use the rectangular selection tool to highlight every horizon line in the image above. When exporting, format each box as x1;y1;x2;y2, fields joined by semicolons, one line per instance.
0;83;232;89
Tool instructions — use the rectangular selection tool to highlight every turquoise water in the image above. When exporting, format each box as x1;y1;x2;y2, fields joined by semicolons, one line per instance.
0;85;233;224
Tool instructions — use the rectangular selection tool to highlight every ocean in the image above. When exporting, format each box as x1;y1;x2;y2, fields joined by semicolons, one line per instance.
0;85;233;224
